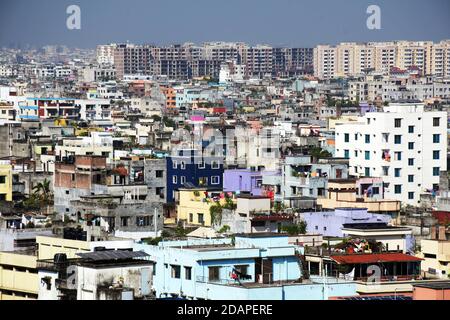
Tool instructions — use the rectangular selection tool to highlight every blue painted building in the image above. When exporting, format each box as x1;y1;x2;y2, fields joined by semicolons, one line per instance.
300;208;391;237
166;149;224;203
135;233;357;300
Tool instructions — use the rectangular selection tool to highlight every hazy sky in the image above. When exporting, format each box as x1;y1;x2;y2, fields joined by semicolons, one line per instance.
0;0;449;48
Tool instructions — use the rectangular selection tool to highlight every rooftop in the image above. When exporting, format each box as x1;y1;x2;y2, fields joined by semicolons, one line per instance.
413;282;450;290
331;253;423;265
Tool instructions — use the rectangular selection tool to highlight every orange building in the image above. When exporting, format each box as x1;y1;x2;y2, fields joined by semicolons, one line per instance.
413;282;450;300
160;85;176;111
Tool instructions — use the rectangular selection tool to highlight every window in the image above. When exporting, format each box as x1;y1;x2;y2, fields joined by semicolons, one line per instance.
365;134;370;143
180;161;186;170
365;167;370;177
198;160;205;169
0;176;5;184
185;267;192;280
171;265;181;279
408;126;415;133
433;167;440;176
120;217;129;227
172;176;177;184
433;151;440;160
433;117;440;127
198;213;204;225
136;216;150;227
354;150;358;157
408;142;414;150
208;266;220;281
211;161;220;169
344;133;349;142
408;175;414;183
424;253;437;259
394;152;402;161
365;151;370;160
211;176;220;185
234;265;249;278
189;213;193;223
394;135;402;144
394;118;402;128
394;185;402;194
172;160;177;169
344;150;350;159
198;177;208;186
394;168;401;177
408;158;414;166
155;170;163;178
354;134;358;141
408;192;415;200
180;176;186;184
433;134;440;143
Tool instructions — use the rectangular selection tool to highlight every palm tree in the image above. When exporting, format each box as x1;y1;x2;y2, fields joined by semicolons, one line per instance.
33;179;53;204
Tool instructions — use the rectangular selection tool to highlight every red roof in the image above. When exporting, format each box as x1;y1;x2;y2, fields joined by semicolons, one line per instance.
330;253;423;265
432;211;450;224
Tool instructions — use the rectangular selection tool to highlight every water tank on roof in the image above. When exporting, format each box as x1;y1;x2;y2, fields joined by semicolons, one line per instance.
54;253;67;264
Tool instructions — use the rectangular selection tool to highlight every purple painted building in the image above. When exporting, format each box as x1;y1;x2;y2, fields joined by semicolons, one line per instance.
300;208;391;238
223;169;264;196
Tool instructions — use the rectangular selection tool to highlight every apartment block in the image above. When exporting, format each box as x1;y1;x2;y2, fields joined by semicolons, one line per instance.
335;103;447;205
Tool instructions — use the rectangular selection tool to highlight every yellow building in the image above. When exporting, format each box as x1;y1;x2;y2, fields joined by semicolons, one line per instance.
176;188;232;227
0;252;38;300
36;236;91;260
418;239;450;279
0;161;13;202
0;237;91;300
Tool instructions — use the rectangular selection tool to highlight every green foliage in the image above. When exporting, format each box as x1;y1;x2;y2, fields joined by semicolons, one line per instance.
273;202;284;213
309;146;332;159
280;221;307;235
161;230;171;238
209;203;223;226
143;237;163;245
218;225;231;234
163;116;176;128
223;197;236;210
32;179;53;205
175;226;188;237
151;115;162;122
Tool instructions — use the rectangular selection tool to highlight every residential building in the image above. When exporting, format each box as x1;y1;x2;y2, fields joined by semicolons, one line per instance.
300;208;391;238
335;103;447;205
135;234;357;300
166;149;224;203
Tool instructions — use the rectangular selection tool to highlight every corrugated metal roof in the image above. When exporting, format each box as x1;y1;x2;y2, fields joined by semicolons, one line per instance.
76;250;149;261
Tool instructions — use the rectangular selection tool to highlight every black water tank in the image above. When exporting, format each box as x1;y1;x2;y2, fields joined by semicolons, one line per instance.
94;246;106;252
54;253;67;264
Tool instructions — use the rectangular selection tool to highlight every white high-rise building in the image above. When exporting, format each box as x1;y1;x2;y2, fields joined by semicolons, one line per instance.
96;44;117;65
335;103;447;206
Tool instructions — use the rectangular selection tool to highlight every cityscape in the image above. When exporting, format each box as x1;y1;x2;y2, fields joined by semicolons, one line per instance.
0;0;450;307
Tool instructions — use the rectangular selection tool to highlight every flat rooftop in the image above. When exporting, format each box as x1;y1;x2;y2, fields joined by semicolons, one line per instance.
342;223;410;230
235;232;289;238
413;281;450;290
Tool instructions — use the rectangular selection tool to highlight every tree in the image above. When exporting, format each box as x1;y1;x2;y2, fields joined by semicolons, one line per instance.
32;179;53;205
309;146;332;159
281;221;307;235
